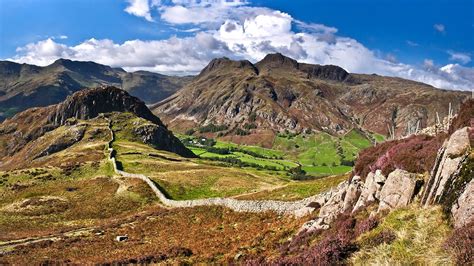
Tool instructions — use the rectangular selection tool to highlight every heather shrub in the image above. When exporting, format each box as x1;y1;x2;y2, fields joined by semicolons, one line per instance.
444;221;474;264
279;228;322;255
354;133;446;178
449;99;474;134
355;216;379;237
272;213;379;265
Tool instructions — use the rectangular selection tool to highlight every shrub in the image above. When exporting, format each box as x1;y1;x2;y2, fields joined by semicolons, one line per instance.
444;221;474;264
185;128;195;135
235;128;250;136
249;112;257;122
288;166;308;180
198;123;228;133
355;216;379;236
243;123;257;130
449;99;473;134
353;133;446;178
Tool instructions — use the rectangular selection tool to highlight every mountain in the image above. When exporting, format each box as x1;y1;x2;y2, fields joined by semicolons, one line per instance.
0;86;194;170
0;59;192;120
152;53;470;144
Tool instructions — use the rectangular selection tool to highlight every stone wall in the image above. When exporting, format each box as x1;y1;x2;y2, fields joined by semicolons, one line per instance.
105;119;325;217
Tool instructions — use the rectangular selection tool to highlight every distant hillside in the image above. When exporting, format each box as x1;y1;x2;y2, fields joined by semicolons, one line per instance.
152;53;470;144
0;86;194;170
0;59;192;120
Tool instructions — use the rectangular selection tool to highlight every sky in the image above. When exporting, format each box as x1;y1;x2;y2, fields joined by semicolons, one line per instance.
0;0;473;91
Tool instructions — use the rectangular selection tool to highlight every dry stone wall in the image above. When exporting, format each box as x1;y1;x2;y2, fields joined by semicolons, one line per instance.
105;119;326;216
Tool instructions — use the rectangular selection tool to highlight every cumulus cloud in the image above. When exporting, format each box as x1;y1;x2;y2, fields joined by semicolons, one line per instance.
434;23;445;33
447;50;471;64
125;0;154;22
8;1;474;91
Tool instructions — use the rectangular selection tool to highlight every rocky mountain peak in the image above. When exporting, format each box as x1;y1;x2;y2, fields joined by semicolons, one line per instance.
49;58;113;74
199;57;258;76
256;53;299;70
48;86;164;126
299;63;352;82
255;53;351;82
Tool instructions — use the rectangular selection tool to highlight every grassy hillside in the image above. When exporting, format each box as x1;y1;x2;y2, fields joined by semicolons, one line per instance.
179;129;378;177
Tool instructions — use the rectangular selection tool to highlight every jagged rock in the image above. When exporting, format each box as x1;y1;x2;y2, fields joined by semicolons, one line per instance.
353;170;386;212
451;180;474;228
422;127;471;206
378;169;418;212
115;235;128;242
300;181;349;231
342;176;363;212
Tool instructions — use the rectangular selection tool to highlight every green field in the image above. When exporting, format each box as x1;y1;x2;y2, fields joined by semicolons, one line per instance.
181;129;377;177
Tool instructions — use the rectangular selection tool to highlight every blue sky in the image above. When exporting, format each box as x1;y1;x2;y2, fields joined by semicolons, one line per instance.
0;0;473;90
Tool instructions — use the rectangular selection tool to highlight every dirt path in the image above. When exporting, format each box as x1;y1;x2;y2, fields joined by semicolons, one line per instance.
0;228;97;255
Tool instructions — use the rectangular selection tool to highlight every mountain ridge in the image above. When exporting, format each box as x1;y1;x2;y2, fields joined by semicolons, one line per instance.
0;59;193;120
152;53;470;146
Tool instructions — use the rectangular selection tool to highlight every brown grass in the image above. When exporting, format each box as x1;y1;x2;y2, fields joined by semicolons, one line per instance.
0;206;304;264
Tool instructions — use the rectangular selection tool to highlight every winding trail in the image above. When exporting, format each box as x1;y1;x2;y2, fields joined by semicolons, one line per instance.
105;118;329;217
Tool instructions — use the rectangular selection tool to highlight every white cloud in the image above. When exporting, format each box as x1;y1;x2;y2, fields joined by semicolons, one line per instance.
434;23;445;33
125;0;154;22
8;1;474;91
406;40;419;47
448;50;471;64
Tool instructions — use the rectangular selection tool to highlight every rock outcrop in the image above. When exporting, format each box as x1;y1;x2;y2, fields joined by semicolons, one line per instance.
377;169;420;212
451;180;474;228
352;170;386;212
301;168;422;232
422;126;473;227
48;86;165;127
422;127;471;205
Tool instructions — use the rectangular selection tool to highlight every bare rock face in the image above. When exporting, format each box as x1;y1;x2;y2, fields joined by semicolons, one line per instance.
300;181;349;231
451;180;474;228
377;169;419;213
353;170;386;212
342;176;363;212
132;123;195;158
422;127;472;206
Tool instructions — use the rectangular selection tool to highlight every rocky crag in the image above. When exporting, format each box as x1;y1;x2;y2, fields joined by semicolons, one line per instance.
0;86;194;170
